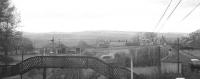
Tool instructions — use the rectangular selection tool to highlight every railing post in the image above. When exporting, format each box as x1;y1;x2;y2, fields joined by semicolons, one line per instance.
20;60;23;79
43;68;46;79
20;74;23;79
108;65;114;79
86;57;88;69
42;56;47;79
0;66;5;79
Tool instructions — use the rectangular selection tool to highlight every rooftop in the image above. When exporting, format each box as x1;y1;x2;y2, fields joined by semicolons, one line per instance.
161;50;199;63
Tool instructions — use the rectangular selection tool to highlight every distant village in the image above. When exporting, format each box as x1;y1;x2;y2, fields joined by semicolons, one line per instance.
28;34;167;56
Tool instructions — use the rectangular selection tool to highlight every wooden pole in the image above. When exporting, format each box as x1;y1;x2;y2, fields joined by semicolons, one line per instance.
131;51;133;79
177;38;180;75
158;46;161;79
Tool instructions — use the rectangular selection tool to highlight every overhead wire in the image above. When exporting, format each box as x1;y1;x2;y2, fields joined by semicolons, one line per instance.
156;19;168;33
156;0;183;33
155;0;200;33
166;0;182;20
181;1;200;21
154;0;173;32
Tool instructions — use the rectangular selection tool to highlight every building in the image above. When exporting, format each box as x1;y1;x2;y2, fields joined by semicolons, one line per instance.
96;40;110;48
109;40;127;47
161;50;198;76
41;43;68;55
97;40;127;48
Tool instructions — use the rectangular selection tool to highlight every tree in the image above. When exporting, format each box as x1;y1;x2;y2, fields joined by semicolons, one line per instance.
114;53;128;67
188;31;200;47
143;32;158;45
77;40;92;51
177;30;200;49
20;37;34;53
144;32;157;41
0;0;21;65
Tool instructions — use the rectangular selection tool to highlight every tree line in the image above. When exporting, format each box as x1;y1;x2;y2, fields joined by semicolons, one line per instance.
0;0;33;65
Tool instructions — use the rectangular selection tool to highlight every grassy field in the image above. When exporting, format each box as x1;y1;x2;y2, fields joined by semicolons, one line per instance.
2;46;172;79
183;50;200;58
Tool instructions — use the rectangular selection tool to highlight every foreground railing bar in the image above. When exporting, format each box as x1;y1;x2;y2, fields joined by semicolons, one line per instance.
0;56;141;79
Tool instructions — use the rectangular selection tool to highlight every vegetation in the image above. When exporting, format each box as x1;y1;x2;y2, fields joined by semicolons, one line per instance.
20;37;34;52
182;30;200;48
144;32;157;41
113;53;130;67
129;46;169;67
168;29;200;49
77;40;93;51
0;55;15;64
0;0;21;65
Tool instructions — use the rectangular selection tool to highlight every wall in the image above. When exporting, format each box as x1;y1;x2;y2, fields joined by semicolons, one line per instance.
161;62;182;73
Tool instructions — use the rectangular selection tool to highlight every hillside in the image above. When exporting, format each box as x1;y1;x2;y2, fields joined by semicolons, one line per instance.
22;31;187;48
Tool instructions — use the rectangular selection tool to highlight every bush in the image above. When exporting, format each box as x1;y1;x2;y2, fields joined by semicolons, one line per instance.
0;55;15;64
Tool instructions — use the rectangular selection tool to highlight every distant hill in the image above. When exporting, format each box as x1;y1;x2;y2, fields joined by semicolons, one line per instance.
22;31;187;48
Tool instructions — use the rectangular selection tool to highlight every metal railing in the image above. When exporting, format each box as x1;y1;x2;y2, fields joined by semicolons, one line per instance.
0;56;142;79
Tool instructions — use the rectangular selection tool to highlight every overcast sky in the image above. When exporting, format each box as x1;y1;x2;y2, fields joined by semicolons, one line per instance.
13;0;200;33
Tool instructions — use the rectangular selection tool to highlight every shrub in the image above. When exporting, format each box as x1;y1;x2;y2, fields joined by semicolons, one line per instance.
0;55;15;64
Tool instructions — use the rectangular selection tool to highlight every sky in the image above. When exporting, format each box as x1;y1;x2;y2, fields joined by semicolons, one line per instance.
12;0;200;33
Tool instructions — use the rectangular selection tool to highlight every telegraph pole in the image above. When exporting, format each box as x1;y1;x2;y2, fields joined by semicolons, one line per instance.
58;39;61;54
50;36;55;54
177;38;180;74
176;38;185;79
131;48;137;79
131;53;133;79
158;46;161;79
53;37;55;54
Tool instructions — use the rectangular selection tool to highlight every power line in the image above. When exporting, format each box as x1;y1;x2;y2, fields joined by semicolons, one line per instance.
154;0;173;31
156;0;182;33
166;0;182;20
182;2;200;21
156;20;167;33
